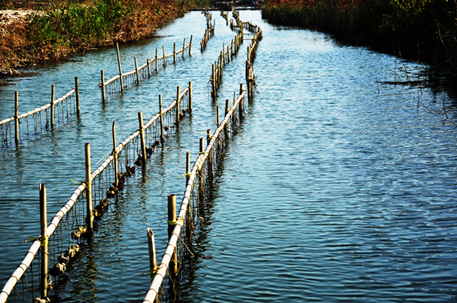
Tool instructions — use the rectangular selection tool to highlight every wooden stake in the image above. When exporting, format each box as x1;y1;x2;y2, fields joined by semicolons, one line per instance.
135;57;140;85
211;64;216;98
200;137;204;155
167;194;178;277
155;48;158;73
147;228;157;276
183;38;186;59
75;77;80;114
189;35;193;56
162;45;166;67
216;105;220;127
159;94;164;145
138;112;147;162
240;83;244;95
176;86;181;125
101;70;106;102
112;121;118;187
173;43;176;64
85;143;93;231
39;183;48;300
147;58;151;77
189;81;193;112
116;43;124;92
186;150;190;185
14;91;19;145
207;129;212;180
225;99;230;116
50;84;55;129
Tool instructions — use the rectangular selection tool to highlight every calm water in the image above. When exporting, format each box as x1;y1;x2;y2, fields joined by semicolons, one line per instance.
1;10;457;302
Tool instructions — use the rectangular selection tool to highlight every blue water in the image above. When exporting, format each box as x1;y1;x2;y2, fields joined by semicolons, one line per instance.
1;10;457;302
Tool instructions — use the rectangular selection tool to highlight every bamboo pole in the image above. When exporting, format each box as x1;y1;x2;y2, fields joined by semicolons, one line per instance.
112;121;118;187
162;46;166;67
50;84;55;129
189;35;193;56
14;91;19;144
39;183;48;300
186;150;193;242
186;150;190;185
159;94;164;145
101;70;106;102
176;86;180;125
147;228;157;276
167;194;178;277
173;43;176;64
116;43;124;92
189;81;193;112
135;57;140;84
138;112;147;163
211;64;216;98
207;129;212;180
147;59;151;77
182;38;186;59
240;83;244;95
155;48;158;73
225;99;230;134
75;77;80;114
216;105;220;127
85;143;93;231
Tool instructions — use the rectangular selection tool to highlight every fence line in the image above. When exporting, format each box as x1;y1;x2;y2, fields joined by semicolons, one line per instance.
209;16;244;98
100;36;193;101
244;21;263;100
0;84;192;303
143;87;247;303
200;10;215;52
0;78;80;149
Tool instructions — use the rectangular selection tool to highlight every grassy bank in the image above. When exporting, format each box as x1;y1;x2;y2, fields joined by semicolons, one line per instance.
0;0;188;73
262;0;457;75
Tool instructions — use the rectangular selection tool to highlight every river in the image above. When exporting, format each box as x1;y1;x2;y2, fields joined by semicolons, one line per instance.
1;9;457;303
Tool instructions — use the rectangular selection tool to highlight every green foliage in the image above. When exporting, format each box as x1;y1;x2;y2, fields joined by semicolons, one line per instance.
28;0;135;49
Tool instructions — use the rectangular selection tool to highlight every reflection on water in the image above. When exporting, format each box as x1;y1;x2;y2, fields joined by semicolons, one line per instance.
1;9;457;303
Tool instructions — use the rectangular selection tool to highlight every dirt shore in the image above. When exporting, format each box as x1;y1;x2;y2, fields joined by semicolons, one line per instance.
0;4;180;77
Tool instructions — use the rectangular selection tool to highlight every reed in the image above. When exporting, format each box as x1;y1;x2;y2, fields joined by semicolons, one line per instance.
262;0;457;75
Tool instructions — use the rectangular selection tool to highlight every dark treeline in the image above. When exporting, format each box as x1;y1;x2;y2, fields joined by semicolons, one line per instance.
262;0;457;76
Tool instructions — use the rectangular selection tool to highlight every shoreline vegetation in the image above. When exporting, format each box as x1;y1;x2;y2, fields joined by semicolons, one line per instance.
0;0;206;76
261;0;457;79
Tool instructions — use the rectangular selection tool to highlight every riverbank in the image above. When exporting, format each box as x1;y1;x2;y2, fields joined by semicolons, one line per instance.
0;0;186;76
261;0;457;78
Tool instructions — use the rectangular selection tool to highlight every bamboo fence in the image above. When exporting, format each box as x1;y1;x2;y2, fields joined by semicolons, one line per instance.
209;16;244;98
100;36;193;101
0;10;263;303
143;87;247;303
0;78;80;149
0;84;192;303
200;11;215;52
